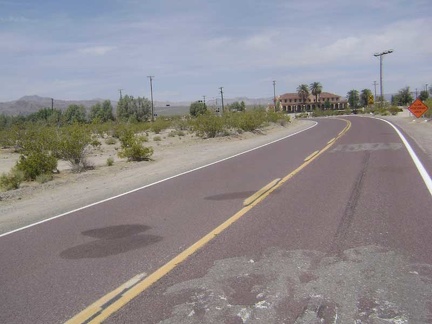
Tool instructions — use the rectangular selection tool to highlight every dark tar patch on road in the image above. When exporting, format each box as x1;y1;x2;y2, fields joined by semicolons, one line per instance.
60;224;162;259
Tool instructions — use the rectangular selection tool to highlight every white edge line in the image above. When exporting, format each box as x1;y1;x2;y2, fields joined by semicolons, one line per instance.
0;122;318;238
374;117;432;196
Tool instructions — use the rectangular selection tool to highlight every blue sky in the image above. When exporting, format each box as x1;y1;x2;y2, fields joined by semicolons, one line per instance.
0;0;431;102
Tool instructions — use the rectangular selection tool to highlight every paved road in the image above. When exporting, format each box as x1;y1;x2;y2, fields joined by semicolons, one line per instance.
1;117;431;323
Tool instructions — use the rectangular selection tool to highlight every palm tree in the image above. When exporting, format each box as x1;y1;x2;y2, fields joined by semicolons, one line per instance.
310;82;322;109
297;84;309;111
360;89;373;107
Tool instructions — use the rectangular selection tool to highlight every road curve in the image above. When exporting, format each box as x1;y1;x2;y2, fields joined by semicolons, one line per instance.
1;116;431;323
105;116;432;323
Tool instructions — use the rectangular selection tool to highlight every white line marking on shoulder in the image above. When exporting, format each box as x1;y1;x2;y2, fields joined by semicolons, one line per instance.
0;122;318;238
375;117;432;196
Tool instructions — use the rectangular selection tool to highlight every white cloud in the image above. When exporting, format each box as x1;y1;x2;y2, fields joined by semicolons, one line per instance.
243;31;279;50
0;15;33;23
78;46;116;56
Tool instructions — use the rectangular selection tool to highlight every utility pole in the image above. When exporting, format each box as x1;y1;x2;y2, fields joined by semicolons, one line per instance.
203;95;206;104
118;89;123;99
51;98;54;111
374;49;393;106
147;76;155;121
219;87;224;113
373;81;378;102
415;88;418;98
273;80;276;111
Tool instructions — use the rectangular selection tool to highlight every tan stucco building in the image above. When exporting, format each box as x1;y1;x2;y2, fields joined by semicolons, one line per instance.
278;92;348;113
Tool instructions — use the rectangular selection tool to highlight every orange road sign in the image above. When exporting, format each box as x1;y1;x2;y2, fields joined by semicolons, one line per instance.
408;98;429;118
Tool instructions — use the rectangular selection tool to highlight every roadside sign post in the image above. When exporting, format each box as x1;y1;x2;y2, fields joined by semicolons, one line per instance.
408;98;429;118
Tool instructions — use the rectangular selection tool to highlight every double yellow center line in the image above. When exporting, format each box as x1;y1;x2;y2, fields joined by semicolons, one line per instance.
67;119;351;324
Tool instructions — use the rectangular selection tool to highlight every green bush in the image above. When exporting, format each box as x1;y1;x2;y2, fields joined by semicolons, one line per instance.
236;110;266;132
193;112;225;138
173;118;192;131
55;124;92;172
424;98;432;118
90;138;102;148
153;136;162;141
0;169;24;191
35;173;53;184
106;157;114;166
266;111;291;125
118;144;153;161
15;151;57;180
168;130;186;137
118;128;154;161
388;106;402;115
105;137;117;145
151;118;171;134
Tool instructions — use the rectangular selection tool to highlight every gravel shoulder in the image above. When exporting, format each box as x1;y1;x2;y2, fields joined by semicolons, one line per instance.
0;112;431;236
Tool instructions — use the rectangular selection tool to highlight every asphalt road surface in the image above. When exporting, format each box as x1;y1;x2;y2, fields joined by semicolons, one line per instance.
1;116;431;323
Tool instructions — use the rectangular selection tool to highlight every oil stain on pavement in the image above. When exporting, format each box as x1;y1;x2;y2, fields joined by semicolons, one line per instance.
60;224;162;259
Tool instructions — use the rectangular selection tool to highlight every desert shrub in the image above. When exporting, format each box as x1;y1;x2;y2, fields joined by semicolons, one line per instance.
423;99;432;118
153;136;162;141
0;169;24;191
15;151;58;180
56;124;92;172
106;157;114;166
266;111;291;125
15;125;58;153
236;109;266;132
173;118;192;131
265;111;281;123
295;112;309;118
105;137;117;145
168;130;186;137
35;173;53;184
118;128;153;161
118;144;153;161
377;108;390;116
193;112;225;138
388;106;402;115
151;118;171;134
90;138;102;148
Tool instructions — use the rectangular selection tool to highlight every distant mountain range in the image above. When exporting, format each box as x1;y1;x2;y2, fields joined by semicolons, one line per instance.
0;95;274;116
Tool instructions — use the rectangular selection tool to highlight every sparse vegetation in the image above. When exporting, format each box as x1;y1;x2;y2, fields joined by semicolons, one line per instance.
0;100;300;191
106;157;114;166
117;128;154;161
16;151;58;180
35;173;54;184
193;111;225;138
55;124;93;172
104;137;117;145
0;169;24;191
